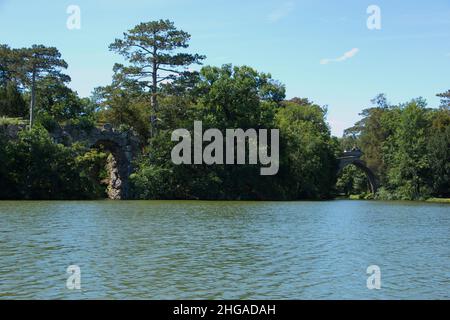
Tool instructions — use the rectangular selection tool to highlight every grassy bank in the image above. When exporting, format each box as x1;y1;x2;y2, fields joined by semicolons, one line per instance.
342;195;450;203
426;198;450;204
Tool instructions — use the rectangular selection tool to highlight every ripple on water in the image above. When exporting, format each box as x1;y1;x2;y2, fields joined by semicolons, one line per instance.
0;200;449;299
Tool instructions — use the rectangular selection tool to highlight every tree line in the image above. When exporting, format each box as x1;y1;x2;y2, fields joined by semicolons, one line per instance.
338;93;449;200
0;20;449;200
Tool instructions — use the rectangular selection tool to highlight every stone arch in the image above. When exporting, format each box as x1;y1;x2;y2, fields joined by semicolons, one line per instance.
91;139;130;200
52;124;140;200
338;151;378;194
2;123;139;200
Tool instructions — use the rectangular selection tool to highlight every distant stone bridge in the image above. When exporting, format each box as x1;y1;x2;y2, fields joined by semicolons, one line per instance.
50;124;140;200
337;149;378;193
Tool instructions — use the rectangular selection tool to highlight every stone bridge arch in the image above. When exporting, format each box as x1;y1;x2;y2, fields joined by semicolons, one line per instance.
51;124;140;200
91;139;129;200
337;149;378;194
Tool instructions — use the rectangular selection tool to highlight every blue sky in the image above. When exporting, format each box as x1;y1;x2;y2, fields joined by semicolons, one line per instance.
1;0;449;136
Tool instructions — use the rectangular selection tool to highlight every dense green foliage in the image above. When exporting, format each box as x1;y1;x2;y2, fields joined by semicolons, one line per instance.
0;82;27;117
0;20;448;200
0;126;106;199
0;45;95;129
336;165;369;197
340;94;450;200
128;65;338;200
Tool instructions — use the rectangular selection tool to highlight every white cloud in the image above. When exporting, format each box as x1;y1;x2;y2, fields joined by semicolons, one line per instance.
320;48;360;65
268;1;295;23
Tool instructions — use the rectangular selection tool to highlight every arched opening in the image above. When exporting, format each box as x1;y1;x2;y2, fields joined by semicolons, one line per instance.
336;162;378;196
91;139;129;200
350;160;378;194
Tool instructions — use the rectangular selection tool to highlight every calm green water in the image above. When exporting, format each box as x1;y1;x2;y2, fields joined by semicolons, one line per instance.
0;200;449;299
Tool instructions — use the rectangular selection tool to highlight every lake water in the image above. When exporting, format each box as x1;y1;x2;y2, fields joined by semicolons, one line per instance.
0;200;449;299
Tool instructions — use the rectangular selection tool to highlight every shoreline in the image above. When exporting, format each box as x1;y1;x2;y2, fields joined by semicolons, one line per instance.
0;198;449;204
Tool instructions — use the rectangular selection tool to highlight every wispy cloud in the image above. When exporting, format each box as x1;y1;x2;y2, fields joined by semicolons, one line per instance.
320;48;360;65
268;1;295;23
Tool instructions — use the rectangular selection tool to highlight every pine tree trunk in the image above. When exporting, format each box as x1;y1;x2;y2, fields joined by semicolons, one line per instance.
150;50;158;136
29;68;36;130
